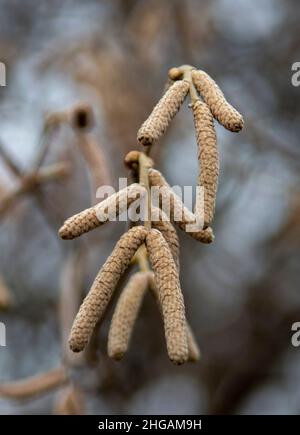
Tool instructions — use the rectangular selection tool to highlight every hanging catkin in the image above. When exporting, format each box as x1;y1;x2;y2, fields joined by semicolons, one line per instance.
148;273;200;363
192;100;219;227
151;207;180;271
58;183;146;240
107;271;151;360
192;70;244;132
137;80;190;146
148;168;214;243
146;229;188;365
69;226;148;352
76;133;111;204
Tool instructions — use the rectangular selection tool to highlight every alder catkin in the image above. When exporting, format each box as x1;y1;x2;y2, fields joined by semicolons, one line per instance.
137;80;190;146
151;207;180;271
146;229;188;365
192;100;219;227
192;70;244;132
58;183;146;240
148;273;200;363
148;168;214;243
69;226;148;352
76;134;111;204
107;271;150;360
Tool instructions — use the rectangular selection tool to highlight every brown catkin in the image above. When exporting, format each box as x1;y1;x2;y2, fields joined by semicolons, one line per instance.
76;133;111;204
146;229;188;365
69;226;148;352
148;168;214;243
192;70;244;132
151;207;180;271
148;273;200;363
107;271;150;360
192;100;219;227
58;183;146;240
0;367;67;400
137;80;190;146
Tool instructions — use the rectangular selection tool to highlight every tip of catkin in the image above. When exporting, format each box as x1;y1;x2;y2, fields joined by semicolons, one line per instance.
58;226;71;240
70;103;94;131
168;67;182;81
69;338;84;353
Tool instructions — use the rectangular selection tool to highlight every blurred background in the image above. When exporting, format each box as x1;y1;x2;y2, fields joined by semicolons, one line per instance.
0;0;299;415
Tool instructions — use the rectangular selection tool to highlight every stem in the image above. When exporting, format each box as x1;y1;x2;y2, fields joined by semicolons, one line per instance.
138;152;152;230
177;64;199;106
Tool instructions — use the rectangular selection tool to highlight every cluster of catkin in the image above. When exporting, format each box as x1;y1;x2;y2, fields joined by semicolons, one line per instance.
59;156;211;364
137;66;244;227
58;65;243;365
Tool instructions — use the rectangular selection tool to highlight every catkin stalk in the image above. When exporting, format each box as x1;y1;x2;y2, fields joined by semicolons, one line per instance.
192;70;244;132
148;168;214;243
137;80;190;146
69;226;148;352
107;271;150;360
58;183;146;240
192;100;219;226
146;229;188;365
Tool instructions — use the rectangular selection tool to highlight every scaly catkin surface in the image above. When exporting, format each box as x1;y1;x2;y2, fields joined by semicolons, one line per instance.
151;207;180;271
107;271;150;360
69;226;148;352
192;100;219;227
148;168;214;243
58;183;146;240
137;80;189;146
148;273;200;363
192;70;244;132
146;229;188;365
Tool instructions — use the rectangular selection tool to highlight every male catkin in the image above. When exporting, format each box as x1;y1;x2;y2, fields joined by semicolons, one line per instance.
148;168;214;243
192;70;244;132
69;226;148;352
107;271;151;360
58;183;146;240
148;272;200;362
146;229;188;365
137;80;190;146
192;100;219;227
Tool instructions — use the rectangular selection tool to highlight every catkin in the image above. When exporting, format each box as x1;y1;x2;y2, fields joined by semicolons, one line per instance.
69;226;148;352
76;134;111;204
107;271;150;360
137;80;190;146
146;229;188;365
58;183;146;240
192;100;219;226
148;273;200;363
148;168;214;243
0;367;67;400
151;207;180;271
192;70;244;132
